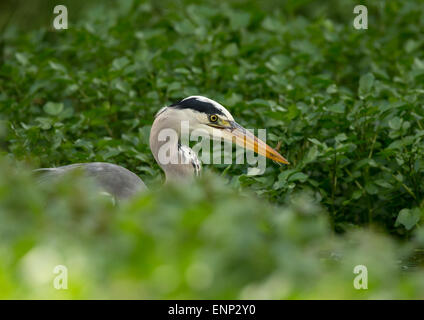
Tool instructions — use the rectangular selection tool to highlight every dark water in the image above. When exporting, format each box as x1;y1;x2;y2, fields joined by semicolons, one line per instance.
320;249;424;272
400;249;424;272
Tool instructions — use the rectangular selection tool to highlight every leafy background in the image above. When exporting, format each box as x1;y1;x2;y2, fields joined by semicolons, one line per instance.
0;0;424;299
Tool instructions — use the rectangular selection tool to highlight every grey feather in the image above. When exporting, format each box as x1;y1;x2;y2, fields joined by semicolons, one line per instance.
35;162;147;200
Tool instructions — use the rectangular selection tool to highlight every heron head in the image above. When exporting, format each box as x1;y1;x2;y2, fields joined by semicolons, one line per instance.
157;95;289;164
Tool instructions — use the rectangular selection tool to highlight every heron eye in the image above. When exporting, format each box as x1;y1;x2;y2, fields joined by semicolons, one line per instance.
209;114;218;122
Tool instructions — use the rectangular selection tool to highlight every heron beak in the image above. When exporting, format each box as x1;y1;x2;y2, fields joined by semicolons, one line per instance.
211;121;290;164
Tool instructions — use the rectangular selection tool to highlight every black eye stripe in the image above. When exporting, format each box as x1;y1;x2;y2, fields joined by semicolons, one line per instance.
169;97;225;116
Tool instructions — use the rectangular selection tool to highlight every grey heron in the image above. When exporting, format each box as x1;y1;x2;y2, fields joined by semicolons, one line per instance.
36;96;289;200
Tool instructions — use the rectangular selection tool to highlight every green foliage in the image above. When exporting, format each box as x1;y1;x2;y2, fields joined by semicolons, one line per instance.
2;0;424;234
1;159;424;299
1;0;424;298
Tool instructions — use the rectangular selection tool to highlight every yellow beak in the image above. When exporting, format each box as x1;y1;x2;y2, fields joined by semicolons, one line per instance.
214;121;289;164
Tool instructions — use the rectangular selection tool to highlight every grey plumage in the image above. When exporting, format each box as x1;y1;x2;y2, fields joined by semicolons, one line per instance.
35;162;147;199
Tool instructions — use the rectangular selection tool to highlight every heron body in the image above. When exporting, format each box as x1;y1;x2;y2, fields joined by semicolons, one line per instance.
37;96;288;200
35;162;147;199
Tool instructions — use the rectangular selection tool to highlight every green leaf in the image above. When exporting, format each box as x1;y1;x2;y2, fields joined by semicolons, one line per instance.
388;117;402;130
49;61;67;73
262;16;283;32
395;208;421;230
374;180;393;189
352;190;363;200
308;138;323;147
327;103;345;113
35;117;52;130
173;20;196;35
265;55;291;73
288;172;308;182
365;182;378;195
222;43;239;57
335;133;348;142
404;39;420;53
111;56;130;71
304;145;318;163
229;12;250;29
247;99;270;107
43;102;64;116
15;53;29;66
326;84;338;94
358;73;375;98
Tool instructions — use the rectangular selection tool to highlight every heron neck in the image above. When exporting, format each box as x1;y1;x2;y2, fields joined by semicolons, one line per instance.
149;113;199;182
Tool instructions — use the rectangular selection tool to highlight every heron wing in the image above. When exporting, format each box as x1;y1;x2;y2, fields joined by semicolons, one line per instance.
35;162;147;199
